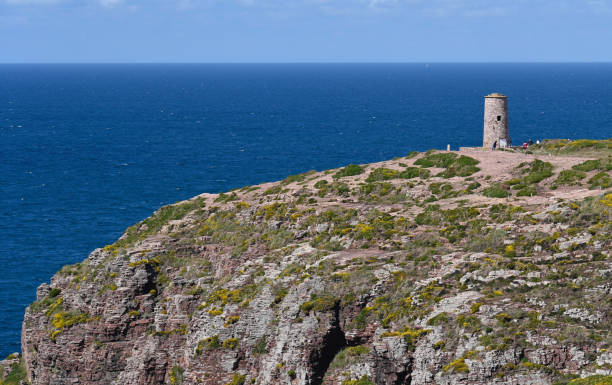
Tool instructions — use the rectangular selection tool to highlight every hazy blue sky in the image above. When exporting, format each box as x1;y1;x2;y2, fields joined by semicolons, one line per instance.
1;0;611;62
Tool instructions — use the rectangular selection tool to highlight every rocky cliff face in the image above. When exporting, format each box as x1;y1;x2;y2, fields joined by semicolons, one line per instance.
20;140;612;385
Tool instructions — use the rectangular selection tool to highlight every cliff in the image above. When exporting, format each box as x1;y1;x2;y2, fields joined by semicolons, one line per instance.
14;139;612;385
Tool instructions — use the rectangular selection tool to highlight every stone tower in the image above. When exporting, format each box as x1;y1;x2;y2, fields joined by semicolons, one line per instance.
483;93;511;149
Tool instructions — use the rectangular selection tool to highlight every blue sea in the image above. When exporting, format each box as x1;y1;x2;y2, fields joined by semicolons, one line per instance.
1;63;611;356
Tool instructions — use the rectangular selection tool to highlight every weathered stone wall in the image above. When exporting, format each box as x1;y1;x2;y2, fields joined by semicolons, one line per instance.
483;95;510;149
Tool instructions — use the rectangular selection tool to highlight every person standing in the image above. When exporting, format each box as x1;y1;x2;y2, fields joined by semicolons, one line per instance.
492;140;497;151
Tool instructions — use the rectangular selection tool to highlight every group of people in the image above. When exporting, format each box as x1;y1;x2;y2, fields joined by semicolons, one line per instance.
492;139;539;151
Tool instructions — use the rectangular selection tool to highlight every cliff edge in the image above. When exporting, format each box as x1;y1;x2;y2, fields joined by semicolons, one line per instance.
16;139;612;385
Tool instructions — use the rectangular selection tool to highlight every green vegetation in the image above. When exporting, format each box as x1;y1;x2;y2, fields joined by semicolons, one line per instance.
414;153;480;178
588;172;612;189
225;373;246;385
482;183;511;198
263;185;284;195
104;197;207;253
341;376;375;385
567;375;612;385
282;170;316;185
428;182;460;199
0;358;28;385
329;345;371;371
300;294;338;313
573;157;612;172
366;168;399;182
222;338;240;350
442;350;478;374
215;192;238;203
415;205;479;226
253;336;268;356
334;164;364;179
507;160;554;194
381;327;431;348
364;166;431;183
532;138;612;155
552;169;586;189
195;335;221;355
169;366;184;385
27;138;612;385
400;166;431;179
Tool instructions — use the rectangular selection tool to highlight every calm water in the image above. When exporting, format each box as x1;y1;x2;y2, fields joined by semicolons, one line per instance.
1;63;611;356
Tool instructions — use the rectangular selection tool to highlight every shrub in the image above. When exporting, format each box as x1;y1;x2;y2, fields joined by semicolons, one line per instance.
222;338;240;350
443;357;469;373
552;169;586;189
567;375;612;385
282;170;315;185
169;366;184;385
465;229;506;252
366;167;399;182
415;153;458;168
438;156;480;178
253;336;268;356
537;138;612;154
516;186;537;197
0;357;27;385
225;374;246;385
399;167;430;179
195;335;221;355
300;294;338;313
482;184;510;198
443;350;478;373
427;312;449;326
428;182;459;199
588;172;612;189
415;205;479;226
510;160;553;190
214;192;238;203
573;157;612;172
381;327;431;348
342;376;376;385
346;345;370;357
414;153;480;177
334;164;364;179
263;185;283;195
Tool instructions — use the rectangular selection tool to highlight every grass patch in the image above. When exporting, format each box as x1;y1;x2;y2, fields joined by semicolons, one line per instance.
400;167;431;179
532;138;612;155
366;168;399;182
567;375;612;385
588;172;612;189
552;170;586;189
513;159;554;188
482;184;511;198
572;157;612;172
414;153;480;178
0;358;27;385
334;164;364;179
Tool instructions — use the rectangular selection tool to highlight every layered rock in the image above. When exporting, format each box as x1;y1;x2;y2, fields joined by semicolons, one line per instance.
20;141;612;385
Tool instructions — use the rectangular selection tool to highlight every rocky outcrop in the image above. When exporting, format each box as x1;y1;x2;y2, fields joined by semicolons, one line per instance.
20;146;612;385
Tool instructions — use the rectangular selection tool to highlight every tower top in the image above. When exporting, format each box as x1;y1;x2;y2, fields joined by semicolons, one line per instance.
485;93;507;99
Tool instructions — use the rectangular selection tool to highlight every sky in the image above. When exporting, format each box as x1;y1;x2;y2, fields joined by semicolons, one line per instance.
0;0;611;62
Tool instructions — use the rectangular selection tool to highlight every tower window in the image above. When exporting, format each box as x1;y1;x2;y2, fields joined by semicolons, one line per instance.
497;115;502;121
